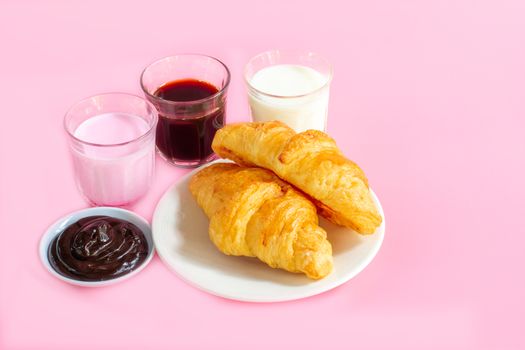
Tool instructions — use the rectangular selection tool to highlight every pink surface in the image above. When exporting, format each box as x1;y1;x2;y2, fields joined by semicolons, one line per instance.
1;0;524;349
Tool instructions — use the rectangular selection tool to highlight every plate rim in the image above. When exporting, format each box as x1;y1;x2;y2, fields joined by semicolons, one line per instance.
152;159;386;302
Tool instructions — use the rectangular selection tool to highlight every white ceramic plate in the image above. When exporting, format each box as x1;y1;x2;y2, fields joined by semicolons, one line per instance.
39;207;155;287
152;160;385;302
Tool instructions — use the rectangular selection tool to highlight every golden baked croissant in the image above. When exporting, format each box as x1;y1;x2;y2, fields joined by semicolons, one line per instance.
189;163;333;279
212;121;382;234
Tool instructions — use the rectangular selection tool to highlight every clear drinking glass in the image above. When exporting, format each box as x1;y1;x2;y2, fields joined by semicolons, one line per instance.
140;54;230;167
244;50;333;133
64;93;158;207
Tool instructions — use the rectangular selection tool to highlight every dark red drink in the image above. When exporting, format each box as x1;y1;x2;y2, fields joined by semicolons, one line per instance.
155;79;217;102
153;79;225;164
140;55;230;167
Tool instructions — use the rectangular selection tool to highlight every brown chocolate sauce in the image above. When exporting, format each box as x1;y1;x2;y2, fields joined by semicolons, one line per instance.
48;216;148;281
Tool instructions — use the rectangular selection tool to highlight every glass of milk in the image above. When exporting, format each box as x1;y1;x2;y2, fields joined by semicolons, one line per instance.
64;93;158;207
244;50;333;132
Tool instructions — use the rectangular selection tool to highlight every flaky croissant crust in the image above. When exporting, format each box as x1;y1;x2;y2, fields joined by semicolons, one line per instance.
189;163;333;279
212;121;382;234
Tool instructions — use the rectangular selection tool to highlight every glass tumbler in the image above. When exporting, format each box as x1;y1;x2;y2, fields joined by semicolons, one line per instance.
64;93;158;207
244;50;333;133
140;54;230;167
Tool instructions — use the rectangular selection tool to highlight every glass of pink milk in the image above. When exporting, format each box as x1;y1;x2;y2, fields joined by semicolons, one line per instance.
64;93;158;207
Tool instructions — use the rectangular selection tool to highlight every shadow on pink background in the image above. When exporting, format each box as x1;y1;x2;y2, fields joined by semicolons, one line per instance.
1;0;524;349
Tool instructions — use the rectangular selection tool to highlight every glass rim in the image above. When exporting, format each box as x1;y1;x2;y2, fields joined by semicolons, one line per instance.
244;49;333;99
63;92;158;148
140;54;231;106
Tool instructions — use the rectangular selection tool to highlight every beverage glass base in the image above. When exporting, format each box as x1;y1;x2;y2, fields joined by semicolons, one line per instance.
156;147;218;168
85;198;141;209
79;188;146;208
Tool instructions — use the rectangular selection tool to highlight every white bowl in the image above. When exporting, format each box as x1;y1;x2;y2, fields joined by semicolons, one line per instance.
39;207;154;287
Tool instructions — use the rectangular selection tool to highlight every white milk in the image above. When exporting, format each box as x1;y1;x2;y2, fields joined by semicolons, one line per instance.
71;113;155;206
248;64;330;132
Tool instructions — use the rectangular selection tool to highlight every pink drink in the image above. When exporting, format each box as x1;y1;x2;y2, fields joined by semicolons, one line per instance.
70;112;155;206
74;113;150;145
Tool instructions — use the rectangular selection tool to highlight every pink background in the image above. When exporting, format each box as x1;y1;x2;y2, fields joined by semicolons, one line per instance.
1;0;524;349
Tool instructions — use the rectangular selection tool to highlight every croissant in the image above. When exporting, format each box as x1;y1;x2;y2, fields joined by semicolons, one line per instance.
189;163;333;279
212;121;382;234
